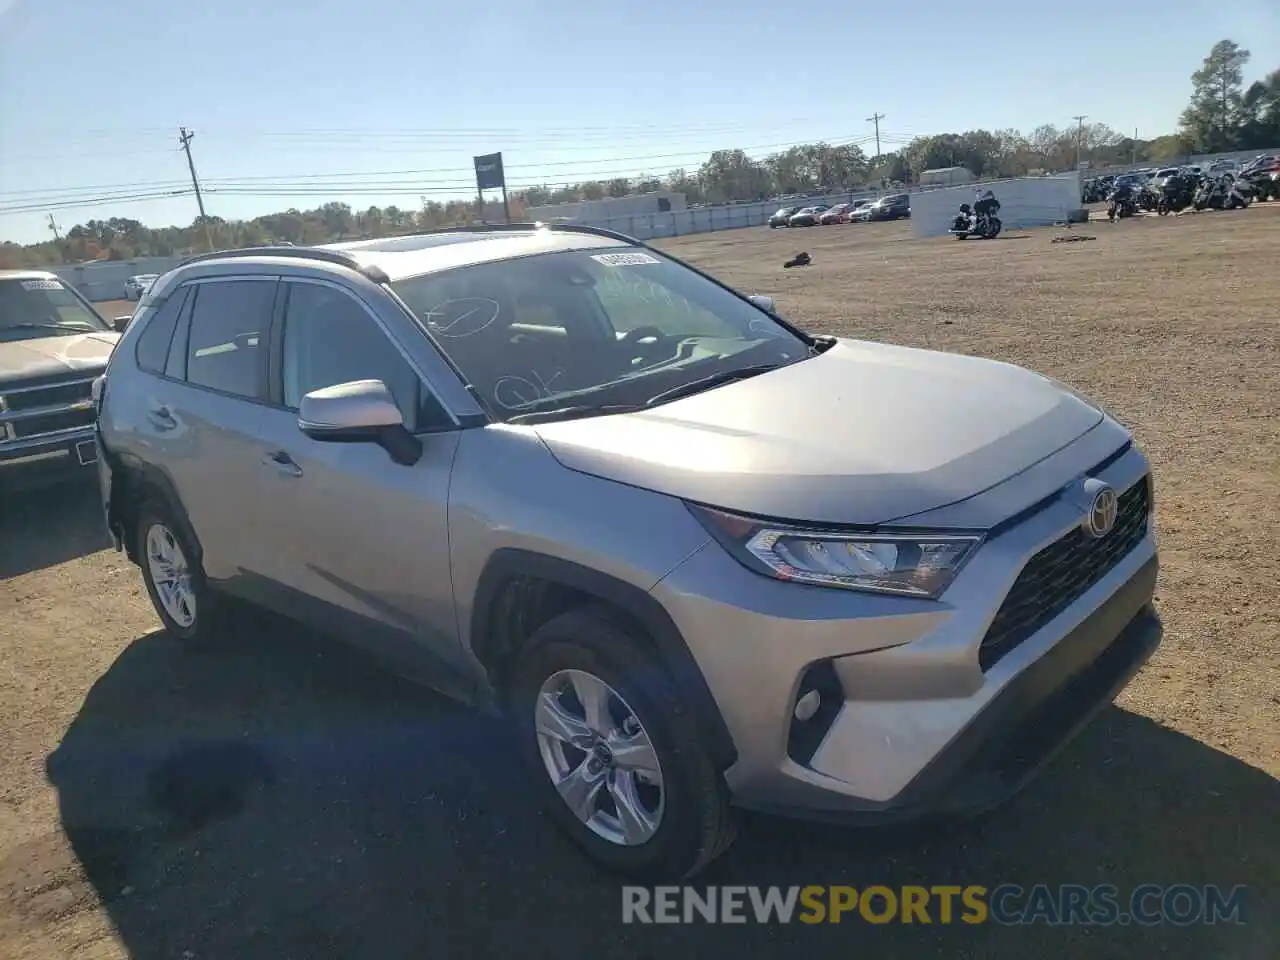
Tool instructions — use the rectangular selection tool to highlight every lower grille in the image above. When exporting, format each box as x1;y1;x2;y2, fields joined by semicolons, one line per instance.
979;477;1151;671
7;406;96;440
1;378;98;444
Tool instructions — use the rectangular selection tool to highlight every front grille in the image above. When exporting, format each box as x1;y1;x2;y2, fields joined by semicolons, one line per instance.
979;477;1151;671
8;406;96;440
2;379;93;412
1;378;98;444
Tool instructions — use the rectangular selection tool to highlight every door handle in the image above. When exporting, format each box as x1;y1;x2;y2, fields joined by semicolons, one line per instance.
262;450;303;478
147;405;176;431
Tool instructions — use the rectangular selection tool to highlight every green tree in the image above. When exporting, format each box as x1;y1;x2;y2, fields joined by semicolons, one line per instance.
697;149;770;203
1241;68;1280;146
1180;39;1251;151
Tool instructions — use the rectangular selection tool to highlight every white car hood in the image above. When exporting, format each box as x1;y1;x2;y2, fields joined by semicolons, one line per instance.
533;338;1106;526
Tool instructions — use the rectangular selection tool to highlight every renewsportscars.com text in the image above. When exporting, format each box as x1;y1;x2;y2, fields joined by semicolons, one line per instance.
621;884;1248;926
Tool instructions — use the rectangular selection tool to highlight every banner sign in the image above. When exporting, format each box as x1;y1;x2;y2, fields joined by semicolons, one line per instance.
474;153;505;191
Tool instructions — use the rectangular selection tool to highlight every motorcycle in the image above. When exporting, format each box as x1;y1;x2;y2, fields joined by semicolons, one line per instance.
1157;175;1195;215
1136;184;1161;213
1238;169;1277;202
949;203;1002;239
1193;174;1250;211
1106;187;1138;221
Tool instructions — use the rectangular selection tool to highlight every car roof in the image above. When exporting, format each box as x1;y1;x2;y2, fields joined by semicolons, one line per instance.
321;229;629;281
0;269;59;281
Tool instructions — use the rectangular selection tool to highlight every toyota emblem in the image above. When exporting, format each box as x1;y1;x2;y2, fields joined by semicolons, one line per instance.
1083;485;1119;539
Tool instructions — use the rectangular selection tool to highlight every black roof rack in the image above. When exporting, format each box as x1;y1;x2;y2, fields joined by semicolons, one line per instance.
179;245;389;283
181;245;361;268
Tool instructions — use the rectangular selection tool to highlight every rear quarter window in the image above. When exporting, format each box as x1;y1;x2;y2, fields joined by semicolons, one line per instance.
133;289;188;374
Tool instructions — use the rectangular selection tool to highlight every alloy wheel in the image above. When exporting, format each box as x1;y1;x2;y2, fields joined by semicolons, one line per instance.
145;522;196;629
534;669;665;846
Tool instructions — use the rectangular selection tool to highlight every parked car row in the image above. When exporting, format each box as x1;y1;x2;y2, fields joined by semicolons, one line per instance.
768;195;911;228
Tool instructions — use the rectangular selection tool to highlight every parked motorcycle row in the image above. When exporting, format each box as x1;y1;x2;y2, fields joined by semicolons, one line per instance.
1085;155;1279;224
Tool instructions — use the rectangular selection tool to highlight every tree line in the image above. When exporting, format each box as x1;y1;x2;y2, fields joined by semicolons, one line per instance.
3;38;1275;270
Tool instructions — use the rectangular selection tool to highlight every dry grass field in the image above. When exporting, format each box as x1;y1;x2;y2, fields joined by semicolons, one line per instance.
1;209;1277;960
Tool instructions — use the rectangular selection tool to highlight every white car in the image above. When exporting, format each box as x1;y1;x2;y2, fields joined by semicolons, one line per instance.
123;274;159;301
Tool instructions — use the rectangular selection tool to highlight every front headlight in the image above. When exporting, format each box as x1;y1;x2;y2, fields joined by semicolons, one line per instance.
687;504;983;599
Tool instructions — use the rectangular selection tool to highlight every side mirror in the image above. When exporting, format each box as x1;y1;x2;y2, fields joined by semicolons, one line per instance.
748;295;776;314
112;315;131;332
297;379;423;466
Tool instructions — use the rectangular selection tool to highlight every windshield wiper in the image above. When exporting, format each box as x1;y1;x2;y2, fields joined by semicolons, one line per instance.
644;363;783;407
506;403;648;425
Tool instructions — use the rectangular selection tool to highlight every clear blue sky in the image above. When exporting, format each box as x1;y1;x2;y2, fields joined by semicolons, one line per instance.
1;0;1276;244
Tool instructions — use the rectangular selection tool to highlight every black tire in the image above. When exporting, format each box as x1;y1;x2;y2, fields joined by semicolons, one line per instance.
506;606;736;880
136;498;227;645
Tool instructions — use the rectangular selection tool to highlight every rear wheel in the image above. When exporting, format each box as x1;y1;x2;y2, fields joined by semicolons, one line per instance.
136;499;226;645
506;607;736;879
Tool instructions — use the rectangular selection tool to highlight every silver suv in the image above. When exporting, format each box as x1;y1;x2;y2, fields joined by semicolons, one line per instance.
96;225;1162;879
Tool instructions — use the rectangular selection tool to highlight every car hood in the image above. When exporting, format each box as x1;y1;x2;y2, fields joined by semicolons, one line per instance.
0;332;120;383
533;338;1106;526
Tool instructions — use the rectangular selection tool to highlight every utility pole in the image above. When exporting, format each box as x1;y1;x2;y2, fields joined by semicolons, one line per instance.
1072;115;1087;169
866;112;885;161
47;213;61;243
178;127;213;250
1132;128;1138;165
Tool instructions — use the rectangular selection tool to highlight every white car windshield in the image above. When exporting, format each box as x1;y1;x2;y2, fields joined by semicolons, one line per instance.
391;247;811;423
0;277;108;341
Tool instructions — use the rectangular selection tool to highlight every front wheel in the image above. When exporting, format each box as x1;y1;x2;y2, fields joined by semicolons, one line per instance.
506;607;736;880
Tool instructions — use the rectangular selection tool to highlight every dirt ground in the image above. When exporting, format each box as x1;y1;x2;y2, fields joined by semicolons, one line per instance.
2;209;1277;959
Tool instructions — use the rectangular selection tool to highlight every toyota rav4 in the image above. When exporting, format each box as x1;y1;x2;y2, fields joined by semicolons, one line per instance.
95;224;1162;879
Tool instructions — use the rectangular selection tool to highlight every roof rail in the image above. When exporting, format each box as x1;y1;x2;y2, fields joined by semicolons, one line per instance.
178;245;390;283
180;245;360;269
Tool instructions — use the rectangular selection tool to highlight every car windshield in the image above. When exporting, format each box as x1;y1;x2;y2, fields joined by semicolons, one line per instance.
390;247;811;423
0;277;108;341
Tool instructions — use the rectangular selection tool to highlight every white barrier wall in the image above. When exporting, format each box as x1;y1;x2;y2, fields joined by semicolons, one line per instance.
55;179;1086;301
53;256;186;302
909;175;1082;239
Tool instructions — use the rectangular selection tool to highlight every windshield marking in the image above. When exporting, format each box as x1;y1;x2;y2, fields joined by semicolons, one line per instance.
590;252;660;266
423;297;502;338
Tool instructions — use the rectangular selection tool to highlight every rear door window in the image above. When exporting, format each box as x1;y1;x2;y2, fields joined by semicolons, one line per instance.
184;279;276;400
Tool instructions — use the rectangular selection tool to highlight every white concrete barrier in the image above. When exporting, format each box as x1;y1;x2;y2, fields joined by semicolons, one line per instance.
909;175;1082;239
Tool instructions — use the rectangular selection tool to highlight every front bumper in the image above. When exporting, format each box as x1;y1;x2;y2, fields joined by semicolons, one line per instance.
0;428;99;491
652;441;1160;820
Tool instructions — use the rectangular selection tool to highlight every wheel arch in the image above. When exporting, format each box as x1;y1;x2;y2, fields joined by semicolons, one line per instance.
470;548;738;771
110;455;203;567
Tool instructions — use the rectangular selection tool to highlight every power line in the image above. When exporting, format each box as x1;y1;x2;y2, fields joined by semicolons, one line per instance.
0;190;193;217
1;134;878;205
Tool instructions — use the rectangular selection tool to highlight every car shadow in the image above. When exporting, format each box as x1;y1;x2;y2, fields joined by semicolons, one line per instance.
40;619;1279;960
0;475;110;580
